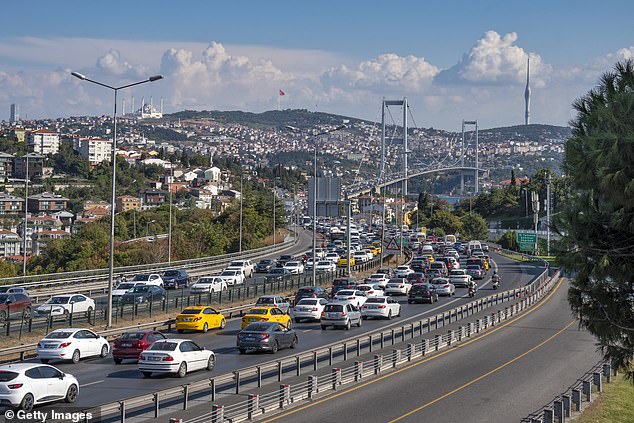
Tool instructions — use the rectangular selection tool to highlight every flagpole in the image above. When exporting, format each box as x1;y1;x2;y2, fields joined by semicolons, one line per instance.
277;91;280;111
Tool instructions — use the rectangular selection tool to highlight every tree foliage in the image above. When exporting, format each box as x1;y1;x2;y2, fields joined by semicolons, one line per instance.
556;60;634;380
460;213;488;241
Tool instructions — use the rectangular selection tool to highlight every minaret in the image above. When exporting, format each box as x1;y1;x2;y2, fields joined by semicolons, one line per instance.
524;57;531;125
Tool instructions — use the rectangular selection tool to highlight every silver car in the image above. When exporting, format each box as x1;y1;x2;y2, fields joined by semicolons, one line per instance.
321;302;362;330
431;277;455;296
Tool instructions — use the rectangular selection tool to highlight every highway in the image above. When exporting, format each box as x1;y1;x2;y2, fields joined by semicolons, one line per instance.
259;278;599;423
15;251;543;413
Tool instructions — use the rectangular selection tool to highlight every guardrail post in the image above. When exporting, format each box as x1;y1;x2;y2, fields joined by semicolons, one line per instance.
313;351;318;371
248;394;259;420
447;330;454;346
211;404;223;423
434;334;442;350
553;400;563;422
277;360;283;381
391;329;396;345
380;333;385;349
497;310;502;322
343;342;348;361
182;384;189;410
119;400;126;423
153;393;159;418
368;335;373;353
296;356;301;377
457;326;463;341
392;349;400;367
476;319;482;333
421;339;429;356
593;372;602;392
328;347;333;366
332;368;342;390
602;363;612;383
355;361;363;381
374;354;383;374
491;313;497;326
571;389;581;411
562;394;571;418
543;408;554;423
356;338;361;356
308;375;318;398
278;384;290;408
407;344;414;361
582;380;592;401
234;371;241;394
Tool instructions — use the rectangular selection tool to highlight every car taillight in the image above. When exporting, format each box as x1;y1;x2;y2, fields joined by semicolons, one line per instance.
348;296;355;300
140;355;147;360
321;311;325;317
361;305;367;308
312;307;318;311
341;312;347;317
378;305;386;309
8;384;23;389
399;285;404;288
37;342;42;348
193;317;202;322
368;291;374;294
259;333;270;340
162;356;174;362
59;342;72;348
262;318;269;321
310;294;316;297
424;290;430;294
445;285;450;288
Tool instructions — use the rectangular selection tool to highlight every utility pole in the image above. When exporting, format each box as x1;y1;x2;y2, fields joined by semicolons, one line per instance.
531;191;540;255
22;153;29;275
546;177;551;256
239;174;243;253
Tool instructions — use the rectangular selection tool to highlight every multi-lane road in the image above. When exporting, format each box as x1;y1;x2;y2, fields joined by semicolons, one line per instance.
9;251;545;416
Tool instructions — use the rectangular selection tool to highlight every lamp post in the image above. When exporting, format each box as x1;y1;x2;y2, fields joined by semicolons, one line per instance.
168;164;173;265
239;173;243;253
546;177;551;256
22;153;29;275
145;219;156;238
71;71;163;328
272;172;276;246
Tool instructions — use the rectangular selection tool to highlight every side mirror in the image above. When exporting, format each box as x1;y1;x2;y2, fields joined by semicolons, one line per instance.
59;373;65;379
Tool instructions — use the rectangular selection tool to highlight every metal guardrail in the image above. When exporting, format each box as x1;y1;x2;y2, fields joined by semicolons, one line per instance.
521;361;615;423
82;266;558;422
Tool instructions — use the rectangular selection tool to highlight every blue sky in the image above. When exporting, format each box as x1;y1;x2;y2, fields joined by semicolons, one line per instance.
2;0;633;129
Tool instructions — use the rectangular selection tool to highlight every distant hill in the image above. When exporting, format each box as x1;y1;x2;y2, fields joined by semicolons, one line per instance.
478;124;571;141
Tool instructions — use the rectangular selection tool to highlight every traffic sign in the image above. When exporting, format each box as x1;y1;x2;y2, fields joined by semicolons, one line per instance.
384;237;401;254
517;232;537;252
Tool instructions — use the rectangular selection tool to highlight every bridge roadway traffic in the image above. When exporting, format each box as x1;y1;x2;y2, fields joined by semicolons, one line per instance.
260;279;599;423
17;252;543;411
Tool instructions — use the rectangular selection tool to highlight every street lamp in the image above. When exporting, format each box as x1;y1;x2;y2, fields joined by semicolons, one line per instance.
286;124;346;283
145;219;156;238
71;71;163;328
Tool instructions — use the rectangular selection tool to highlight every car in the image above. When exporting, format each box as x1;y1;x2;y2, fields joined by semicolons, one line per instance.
0;363;79;411
35;294;95;317
265;267;293;282
384;278;412;296
321;302;362;330
449;269;472;288
219;269;245;286
406;272;426;285
225;260;255;278
376;267;393;277
276;254;295;267
315;260;336;273
408;283;439;304
394;265;414;278
445;249;460;260
337;256;356;267
131;273;164;287
176;306;227;333
162;269;191;289
189;276;228;294
120;285;166;304
482;243;490;252
0;292;32;322
112;330;167;364
241;306;292;329
292;298;329;322
304;258;316;270
332;289;368;308
138;339;215;378
352;251;369;263
466;264;484;280
431;277;456;296
294;286;328;304
112;282;147;303
36;328;110;364
356;283;385;298
331;277;360;294
283;261;305;275
255;259;276;273
429;261;448;277
361;297;401;319
0;286;28;295
237;321;298;354
410;259;428;272
365;273;390;288
255;295;291;314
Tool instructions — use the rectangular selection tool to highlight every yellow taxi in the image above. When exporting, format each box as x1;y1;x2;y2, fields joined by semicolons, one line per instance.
372;241;382;249
241;306;292;329
371;246;382;255
338;256;356;267
481;255;491;271
176;306;226;333
423;254;435;263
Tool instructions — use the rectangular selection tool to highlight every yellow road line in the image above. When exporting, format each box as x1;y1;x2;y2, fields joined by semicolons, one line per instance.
261;277;565;423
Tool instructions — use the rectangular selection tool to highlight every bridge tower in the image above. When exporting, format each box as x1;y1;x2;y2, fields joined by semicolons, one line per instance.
461;120;479;194
381;98;409;195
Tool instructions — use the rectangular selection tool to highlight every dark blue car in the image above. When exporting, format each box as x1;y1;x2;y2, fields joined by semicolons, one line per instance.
162;269;190;289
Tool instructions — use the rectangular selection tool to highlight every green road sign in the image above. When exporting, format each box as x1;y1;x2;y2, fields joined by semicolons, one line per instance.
517;232;537;252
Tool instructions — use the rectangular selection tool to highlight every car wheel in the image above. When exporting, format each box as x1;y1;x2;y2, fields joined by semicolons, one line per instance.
407;300;412;304
202;323;209;333
397;306;401;317
65;384;78;403
387;311;392;320
295;318;303;323
206;355;216;371
321;325;327;330
142;371;152;378
239;348;247;354
113;357;123;364
177;362;187;378
290;336;298;349
219;318;226;329
20;393;34;412
85;306;94;318
345;320;351;330
23;307;32;320
40;359;49;364
0;310;7;323
362;315;367;320
357;317;362;327
63;309;70;317
270;341;279;354
177;329;184;334
71;349;80;364
100;344;109;358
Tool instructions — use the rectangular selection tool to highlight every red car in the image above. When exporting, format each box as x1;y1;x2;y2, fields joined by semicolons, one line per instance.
112;330;167;364
0;292;32;322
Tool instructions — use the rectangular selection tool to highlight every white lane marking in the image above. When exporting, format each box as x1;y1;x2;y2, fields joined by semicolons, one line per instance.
82;379;105;387
302;329;314;333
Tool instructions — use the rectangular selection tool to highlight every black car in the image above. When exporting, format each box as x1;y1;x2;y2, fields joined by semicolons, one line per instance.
408;283;439;304
265;268;292;282
237;321;297;354
162;269;190;289
331;277;360;295
410;259;427;272
120;285;166;304
294;286;328;304
256;259;276;273
407;272;426;285
276;254;294;267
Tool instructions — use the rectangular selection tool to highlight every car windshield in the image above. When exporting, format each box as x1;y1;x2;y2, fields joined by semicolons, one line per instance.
298;287;316;293
46;297;70;304
120;332;146;340
324;304;344;312
0;294;8;302
365;298;385;303
247;309;269;315
317;261;330;266
116;283;136;290
163;270;180;277
196;278;216;284
259;260;273;265
180;309;203;315
229;261;245;267
286;262;300;266
132;274;151;281
466;265;480;270
256;298;275;305
412;285;431;291
336;290;355;296
45;331;73;339
269;269;284;274
432;278;449;284
130;286;150;293
242;323;272;332
450;270;465;276
148;342;177;351
298;299;318;305
221;271;237;276
369;274;385;279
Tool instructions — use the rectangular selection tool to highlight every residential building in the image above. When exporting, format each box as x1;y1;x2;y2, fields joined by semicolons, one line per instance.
27;192;69;213
73;137;112;165
139;189;166;209
13;154;44;179
17;216;63;254
116;195;141;213
0;152;13;180
0;230;21;258
32;230;71;256
27;129;60;155
0;193;24;215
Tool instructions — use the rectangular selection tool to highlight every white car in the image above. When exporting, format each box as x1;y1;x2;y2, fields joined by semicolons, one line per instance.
36;328;110;364
384;278;412;296
431;277;456;296
138;339;215;378
332;289;368;308
112;282;147;302
353;251;369;263
365;273;390;288
0;363;79;411
394;265;414;278
219;270;245;286
304;258;316;270
35;294;95;317
190;276;228;294
356;284;385;298
449;269;471;288
362;249;374;261
361;297;401;319
324;252;340;263
315;260;336;273
283;261;305;275
225;260;255;278
293;298;329;322
131;273;164;287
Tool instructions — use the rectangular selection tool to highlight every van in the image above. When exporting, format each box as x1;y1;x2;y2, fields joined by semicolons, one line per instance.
467;240;482;256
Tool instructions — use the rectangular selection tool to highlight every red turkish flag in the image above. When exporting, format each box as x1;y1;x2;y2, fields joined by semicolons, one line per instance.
279;89;285;96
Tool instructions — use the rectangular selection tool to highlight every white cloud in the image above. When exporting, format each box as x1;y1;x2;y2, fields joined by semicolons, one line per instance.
96;49;148;78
